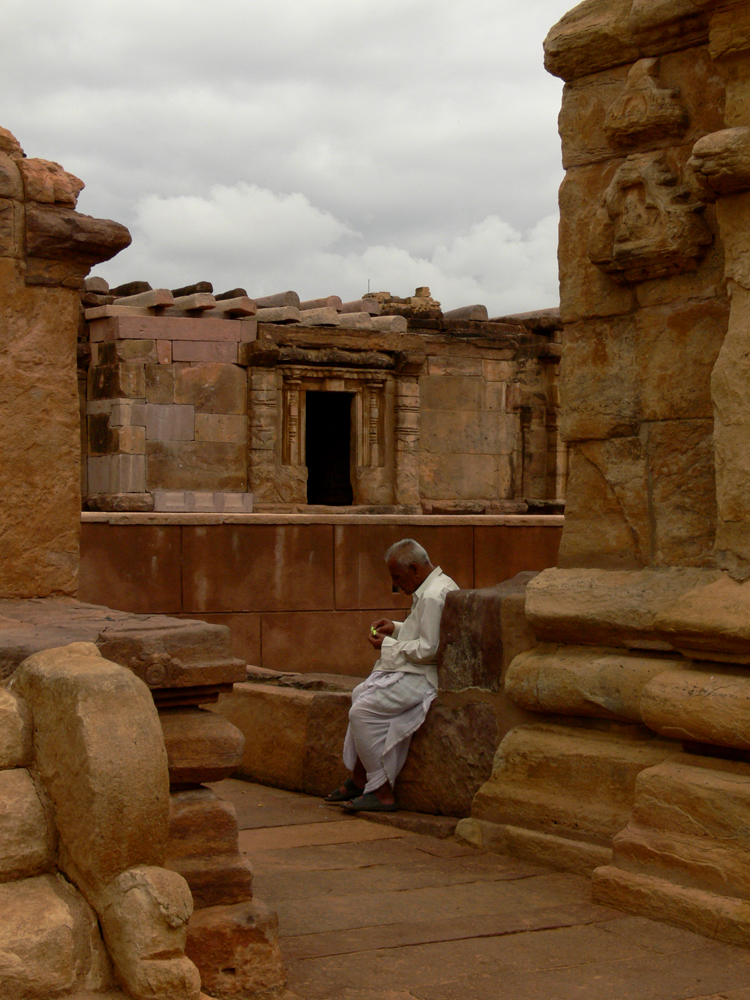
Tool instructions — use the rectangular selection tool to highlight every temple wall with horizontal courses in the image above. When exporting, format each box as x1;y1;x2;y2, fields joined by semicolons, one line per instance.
78;512;563;675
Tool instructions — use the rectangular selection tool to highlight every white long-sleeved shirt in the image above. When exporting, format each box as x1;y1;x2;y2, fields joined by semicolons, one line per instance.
373;566;459;688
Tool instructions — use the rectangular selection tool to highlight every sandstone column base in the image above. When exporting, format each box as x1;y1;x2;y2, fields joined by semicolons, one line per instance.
592;753;750;945
469;722;675;874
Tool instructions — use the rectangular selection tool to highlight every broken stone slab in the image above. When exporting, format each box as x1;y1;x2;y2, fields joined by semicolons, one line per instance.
299;306;340;326
171;282;213;297
0;767;55;879
0;686;31;767
341;298;381;315
371;314;407;333
337;311;373;330
0;874;114;997
256;305;300;324
443;304;489;321
82;493;155;513
25;204;132;288
110;280;151;297
209;295;257;317
159;706;244;786
112;288;174;309
185;898;286;1000
299;295;343;311
254;290;300;309
166;292;217;312
85;275;110;294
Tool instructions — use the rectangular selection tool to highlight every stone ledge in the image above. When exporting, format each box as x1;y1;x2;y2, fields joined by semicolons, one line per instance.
81;512;565;527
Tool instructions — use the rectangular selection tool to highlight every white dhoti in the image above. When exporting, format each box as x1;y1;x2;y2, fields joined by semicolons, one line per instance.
342;670;437;794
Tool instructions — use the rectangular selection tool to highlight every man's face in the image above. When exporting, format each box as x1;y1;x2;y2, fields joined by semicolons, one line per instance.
387;558;422;595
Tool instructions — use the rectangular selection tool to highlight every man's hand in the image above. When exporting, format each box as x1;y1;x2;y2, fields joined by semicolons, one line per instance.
367;618;395;649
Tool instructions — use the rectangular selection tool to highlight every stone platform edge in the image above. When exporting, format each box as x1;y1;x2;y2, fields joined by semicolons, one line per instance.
81;512;565;527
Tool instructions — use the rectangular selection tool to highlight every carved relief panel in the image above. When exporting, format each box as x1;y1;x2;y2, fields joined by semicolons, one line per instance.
588;151;712;282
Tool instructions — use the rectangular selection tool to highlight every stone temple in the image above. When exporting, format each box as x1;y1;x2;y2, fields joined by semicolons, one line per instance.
6;0;750;996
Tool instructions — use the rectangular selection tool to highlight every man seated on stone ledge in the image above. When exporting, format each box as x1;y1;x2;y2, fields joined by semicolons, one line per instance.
324;538;458;813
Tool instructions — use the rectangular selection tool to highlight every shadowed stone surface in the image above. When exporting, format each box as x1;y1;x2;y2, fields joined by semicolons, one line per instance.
210;779;750;1000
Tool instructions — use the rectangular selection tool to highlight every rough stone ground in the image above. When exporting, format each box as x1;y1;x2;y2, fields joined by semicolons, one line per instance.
214;778;750;1000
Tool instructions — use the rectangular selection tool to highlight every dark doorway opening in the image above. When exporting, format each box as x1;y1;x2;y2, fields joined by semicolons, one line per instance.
305;391;353;505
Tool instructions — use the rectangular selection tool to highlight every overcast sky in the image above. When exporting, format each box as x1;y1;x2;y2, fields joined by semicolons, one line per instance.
3;1;574;315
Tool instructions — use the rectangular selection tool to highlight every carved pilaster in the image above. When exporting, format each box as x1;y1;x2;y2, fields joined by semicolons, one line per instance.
394;376;420;505
282;378;303;467
247;368;278;503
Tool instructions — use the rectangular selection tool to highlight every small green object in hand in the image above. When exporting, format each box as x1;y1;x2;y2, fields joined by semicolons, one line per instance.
370;626;378;637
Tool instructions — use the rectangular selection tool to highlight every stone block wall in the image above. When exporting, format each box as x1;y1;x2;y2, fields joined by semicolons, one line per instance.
0;128;130;599
80;286;564;514
78;513;564;675
84;312;255;502
458;0;750;950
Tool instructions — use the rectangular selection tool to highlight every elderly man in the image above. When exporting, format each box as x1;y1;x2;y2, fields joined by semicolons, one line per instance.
325;538;458;812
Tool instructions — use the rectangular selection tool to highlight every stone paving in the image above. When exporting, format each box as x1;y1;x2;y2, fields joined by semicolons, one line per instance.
214;779;750;1000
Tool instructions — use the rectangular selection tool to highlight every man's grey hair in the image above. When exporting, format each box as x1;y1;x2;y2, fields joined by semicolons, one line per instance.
385;538;430;569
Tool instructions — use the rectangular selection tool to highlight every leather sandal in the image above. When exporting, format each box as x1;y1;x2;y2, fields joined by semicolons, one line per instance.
324;778;365;803
343;792;398;813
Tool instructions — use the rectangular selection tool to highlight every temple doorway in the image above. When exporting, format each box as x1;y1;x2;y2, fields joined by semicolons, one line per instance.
305;391;354;505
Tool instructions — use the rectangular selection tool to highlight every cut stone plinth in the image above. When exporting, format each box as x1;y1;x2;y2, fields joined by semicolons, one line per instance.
0;874;114;998
213;682;349;794
640;663;750;750
0;598;245;690
593;754;750;946
506;644;684;722
0;767;55;880
470;722;676;874
185;898;286;1000
525;566;724;648
0;685;31;767
397;700;498;817
159;707;245;785
165;787;253;909
216;672;515;816
652;573;750;662
437;571;539;692
10;643;170;890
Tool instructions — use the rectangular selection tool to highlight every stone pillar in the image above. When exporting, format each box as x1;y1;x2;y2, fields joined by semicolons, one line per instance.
0;127;130;599
394;375;420;506
247;367;279;504
462;0;750;946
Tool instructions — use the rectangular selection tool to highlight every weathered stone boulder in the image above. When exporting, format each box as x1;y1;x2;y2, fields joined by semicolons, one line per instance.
0;685;31;767
0;873;114;996
10;642;170;890
0;768;55;880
